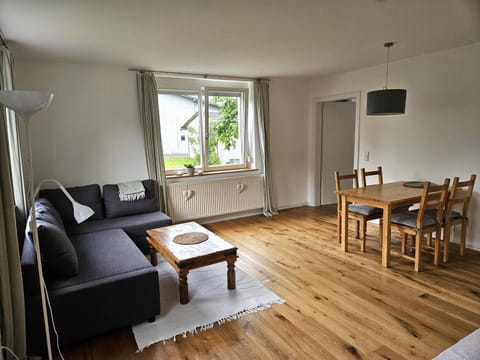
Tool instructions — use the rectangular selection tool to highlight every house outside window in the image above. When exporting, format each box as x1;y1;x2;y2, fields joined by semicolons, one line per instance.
157;80;252;176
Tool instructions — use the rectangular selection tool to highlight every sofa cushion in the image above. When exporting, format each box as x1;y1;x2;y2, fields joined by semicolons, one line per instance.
40;184;105;223
65;211;171;252
103;179;158;218
34;220;79;277
46;229;153;290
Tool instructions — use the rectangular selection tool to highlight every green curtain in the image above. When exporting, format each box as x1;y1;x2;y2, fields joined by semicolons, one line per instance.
254;79;278;217
136;71;169;214
0;92;27;359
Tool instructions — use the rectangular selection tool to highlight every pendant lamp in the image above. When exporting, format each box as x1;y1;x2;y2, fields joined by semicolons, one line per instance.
367;42;407;115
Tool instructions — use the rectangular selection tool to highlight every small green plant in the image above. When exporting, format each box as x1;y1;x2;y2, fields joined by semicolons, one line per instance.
184;163;195;169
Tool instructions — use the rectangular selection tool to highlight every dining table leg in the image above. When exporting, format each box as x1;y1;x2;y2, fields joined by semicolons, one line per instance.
382;205;391;268
341;195;348;252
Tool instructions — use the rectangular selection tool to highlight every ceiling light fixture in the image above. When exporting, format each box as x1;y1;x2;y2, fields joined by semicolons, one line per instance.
367;42;407;116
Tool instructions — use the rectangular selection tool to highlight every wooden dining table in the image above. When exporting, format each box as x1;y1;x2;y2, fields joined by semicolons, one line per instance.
339;181;424;267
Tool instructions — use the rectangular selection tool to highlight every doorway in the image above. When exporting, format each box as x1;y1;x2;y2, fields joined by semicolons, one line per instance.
311;92;360;206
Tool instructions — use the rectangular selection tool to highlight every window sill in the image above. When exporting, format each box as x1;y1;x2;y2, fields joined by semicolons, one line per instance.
166;168;258;180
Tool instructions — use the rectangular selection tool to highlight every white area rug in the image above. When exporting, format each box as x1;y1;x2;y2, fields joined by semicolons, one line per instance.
433;328;480;360
132;259;285;351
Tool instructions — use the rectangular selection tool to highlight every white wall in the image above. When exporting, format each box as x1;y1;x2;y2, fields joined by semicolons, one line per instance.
14;60;148;187
269;78;309;209
13;61;311;210
308;42;480;250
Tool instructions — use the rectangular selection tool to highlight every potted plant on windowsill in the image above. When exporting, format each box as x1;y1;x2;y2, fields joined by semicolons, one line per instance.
184;163;195;176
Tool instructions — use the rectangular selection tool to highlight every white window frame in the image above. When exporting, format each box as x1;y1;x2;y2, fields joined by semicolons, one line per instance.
203;87;248;172
158;89;203;175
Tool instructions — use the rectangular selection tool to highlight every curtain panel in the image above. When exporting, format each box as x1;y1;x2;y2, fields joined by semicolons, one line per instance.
136;71;169;214
1;46;27;221
0;68;27;359
254;79;278;217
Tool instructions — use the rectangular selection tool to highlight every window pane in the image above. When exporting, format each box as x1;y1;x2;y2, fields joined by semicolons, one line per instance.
207;93;243;167
158;92;201;171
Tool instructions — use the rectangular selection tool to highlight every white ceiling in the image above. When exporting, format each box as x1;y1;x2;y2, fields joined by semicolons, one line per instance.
0;0;479;78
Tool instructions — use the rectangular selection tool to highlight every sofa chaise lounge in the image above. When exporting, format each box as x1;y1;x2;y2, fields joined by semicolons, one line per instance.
21;179;171;354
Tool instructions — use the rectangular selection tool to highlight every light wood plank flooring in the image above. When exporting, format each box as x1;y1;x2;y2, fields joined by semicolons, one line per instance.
58;206;480;359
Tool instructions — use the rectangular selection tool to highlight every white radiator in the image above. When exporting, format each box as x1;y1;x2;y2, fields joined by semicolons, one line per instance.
167;175;264;222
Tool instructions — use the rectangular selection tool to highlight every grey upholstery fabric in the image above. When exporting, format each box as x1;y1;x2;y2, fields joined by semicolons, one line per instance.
414;209;463;222
40;184;105;223
47;229;152;289
65;211;172;253
103;179;158;218
450;210;463;220
34;221;78;277
348;204;382;216
391;211;438;229
35;198;64;229
22;229;160;354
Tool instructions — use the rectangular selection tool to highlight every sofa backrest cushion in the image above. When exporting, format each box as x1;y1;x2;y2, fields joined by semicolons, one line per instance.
40;184;105;223
35;198;65;230
103;179;158;218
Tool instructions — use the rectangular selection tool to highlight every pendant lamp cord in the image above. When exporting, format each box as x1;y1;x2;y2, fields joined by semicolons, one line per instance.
384;41;394;90
385;46;389;89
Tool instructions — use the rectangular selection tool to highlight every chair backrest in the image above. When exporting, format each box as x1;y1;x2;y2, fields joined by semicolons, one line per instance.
416;178;450;229
334;170;359;211
360;166;383;187
446;174;476;219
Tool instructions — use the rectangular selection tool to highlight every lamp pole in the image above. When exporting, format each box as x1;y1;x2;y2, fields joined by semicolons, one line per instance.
0;90;54;360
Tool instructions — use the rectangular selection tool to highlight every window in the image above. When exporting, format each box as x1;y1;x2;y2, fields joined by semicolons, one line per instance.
158;85;250;175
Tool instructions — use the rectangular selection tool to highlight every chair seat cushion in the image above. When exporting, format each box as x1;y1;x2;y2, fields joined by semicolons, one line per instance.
391;211;438;229
416;209;464;222
348;204;382;216
450;210;463;220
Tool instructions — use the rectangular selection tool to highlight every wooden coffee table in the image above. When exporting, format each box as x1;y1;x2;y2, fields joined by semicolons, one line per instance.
146;222;238;304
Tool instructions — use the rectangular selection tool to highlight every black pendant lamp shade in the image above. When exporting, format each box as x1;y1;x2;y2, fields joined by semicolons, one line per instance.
367;89;406;115
367;42;407;116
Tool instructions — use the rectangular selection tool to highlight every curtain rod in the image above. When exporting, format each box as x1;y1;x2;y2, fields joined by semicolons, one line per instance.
128;68;268;82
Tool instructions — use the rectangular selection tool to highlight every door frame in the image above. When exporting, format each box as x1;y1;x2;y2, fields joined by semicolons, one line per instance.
308;91;361;206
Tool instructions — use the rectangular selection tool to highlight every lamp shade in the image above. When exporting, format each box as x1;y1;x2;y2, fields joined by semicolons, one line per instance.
34;179;95;224
0;90;53;121
72;201;95;223
367;89;407;115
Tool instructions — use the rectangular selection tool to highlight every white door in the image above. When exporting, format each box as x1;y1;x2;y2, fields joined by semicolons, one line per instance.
320;101;356;205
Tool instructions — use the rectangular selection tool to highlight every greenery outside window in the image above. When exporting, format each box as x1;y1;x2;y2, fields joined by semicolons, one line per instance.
158;87;249;175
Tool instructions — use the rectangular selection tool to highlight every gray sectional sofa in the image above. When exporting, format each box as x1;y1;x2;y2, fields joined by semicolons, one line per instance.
21;179;172;354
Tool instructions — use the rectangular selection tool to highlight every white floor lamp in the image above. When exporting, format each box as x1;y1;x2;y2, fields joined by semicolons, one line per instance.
0;90;55;360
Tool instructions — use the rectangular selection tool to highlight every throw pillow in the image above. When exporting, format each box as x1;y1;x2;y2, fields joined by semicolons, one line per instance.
34;220;79;277
103;179;158;218
35;198;65;229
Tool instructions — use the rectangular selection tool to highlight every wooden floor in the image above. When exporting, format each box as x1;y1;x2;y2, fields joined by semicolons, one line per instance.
58;206;480;360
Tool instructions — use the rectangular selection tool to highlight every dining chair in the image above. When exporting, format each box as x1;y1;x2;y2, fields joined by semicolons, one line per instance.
360;166;384;244
443;174;476;262
390;179;450;272
360;166;383;187
334;170;383;252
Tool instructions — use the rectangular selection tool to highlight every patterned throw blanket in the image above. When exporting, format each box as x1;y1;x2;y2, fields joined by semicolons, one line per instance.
117;180;145;201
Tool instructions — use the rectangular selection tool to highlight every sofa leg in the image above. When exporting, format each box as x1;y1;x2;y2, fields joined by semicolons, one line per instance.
148;316;156;323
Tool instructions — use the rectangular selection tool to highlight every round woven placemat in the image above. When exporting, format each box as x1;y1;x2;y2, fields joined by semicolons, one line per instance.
403;181;425;188
173;232;209;245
